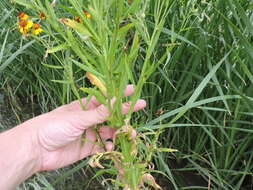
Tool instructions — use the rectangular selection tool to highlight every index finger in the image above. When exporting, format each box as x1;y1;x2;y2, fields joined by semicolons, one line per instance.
63;84;136;111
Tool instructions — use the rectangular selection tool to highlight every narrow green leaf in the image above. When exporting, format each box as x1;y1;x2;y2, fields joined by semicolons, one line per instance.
145;95;240;126
0;30;9;64
51;80;72;84
0;9;13;26
118;23;134;39
0;40;35;72
125;0;142;15
71;59;103;78
80;87;106;105
41;63;64;69
157;148;178;153
46;43;69;54
11;0;34;9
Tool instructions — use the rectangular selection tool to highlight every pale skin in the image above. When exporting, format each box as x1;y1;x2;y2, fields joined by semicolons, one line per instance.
0;85;146;190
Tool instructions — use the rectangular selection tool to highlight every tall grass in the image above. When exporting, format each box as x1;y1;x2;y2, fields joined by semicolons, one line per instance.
0;0;252;189
143;1;253;189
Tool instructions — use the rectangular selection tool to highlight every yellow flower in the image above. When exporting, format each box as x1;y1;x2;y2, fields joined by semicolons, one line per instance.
83;10;91;19
32;23;43;35
19;12;29;20
18;19;33;35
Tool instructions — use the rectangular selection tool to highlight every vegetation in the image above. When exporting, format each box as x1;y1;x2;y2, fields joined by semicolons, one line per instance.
0;0;252;189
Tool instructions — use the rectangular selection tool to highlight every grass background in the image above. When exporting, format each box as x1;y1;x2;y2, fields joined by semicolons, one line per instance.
0;0;253;189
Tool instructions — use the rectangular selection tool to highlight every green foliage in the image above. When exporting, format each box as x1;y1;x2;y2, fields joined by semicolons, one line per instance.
0;0;253;189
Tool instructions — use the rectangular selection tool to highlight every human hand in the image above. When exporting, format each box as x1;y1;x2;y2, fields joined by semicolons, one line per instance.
24;85;146;172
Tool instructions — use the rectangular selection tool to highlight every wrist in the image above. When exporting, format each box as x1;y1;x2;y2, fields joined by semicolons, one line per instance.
0;122;41;189
17;121;42;174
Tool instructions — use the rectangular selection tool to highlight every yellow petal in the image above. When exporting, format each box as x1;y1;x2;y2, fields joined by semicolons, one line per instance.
25;20;33;29
33;28;43;35
19;27;29;35
19;12;29;20
19;27;24;33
